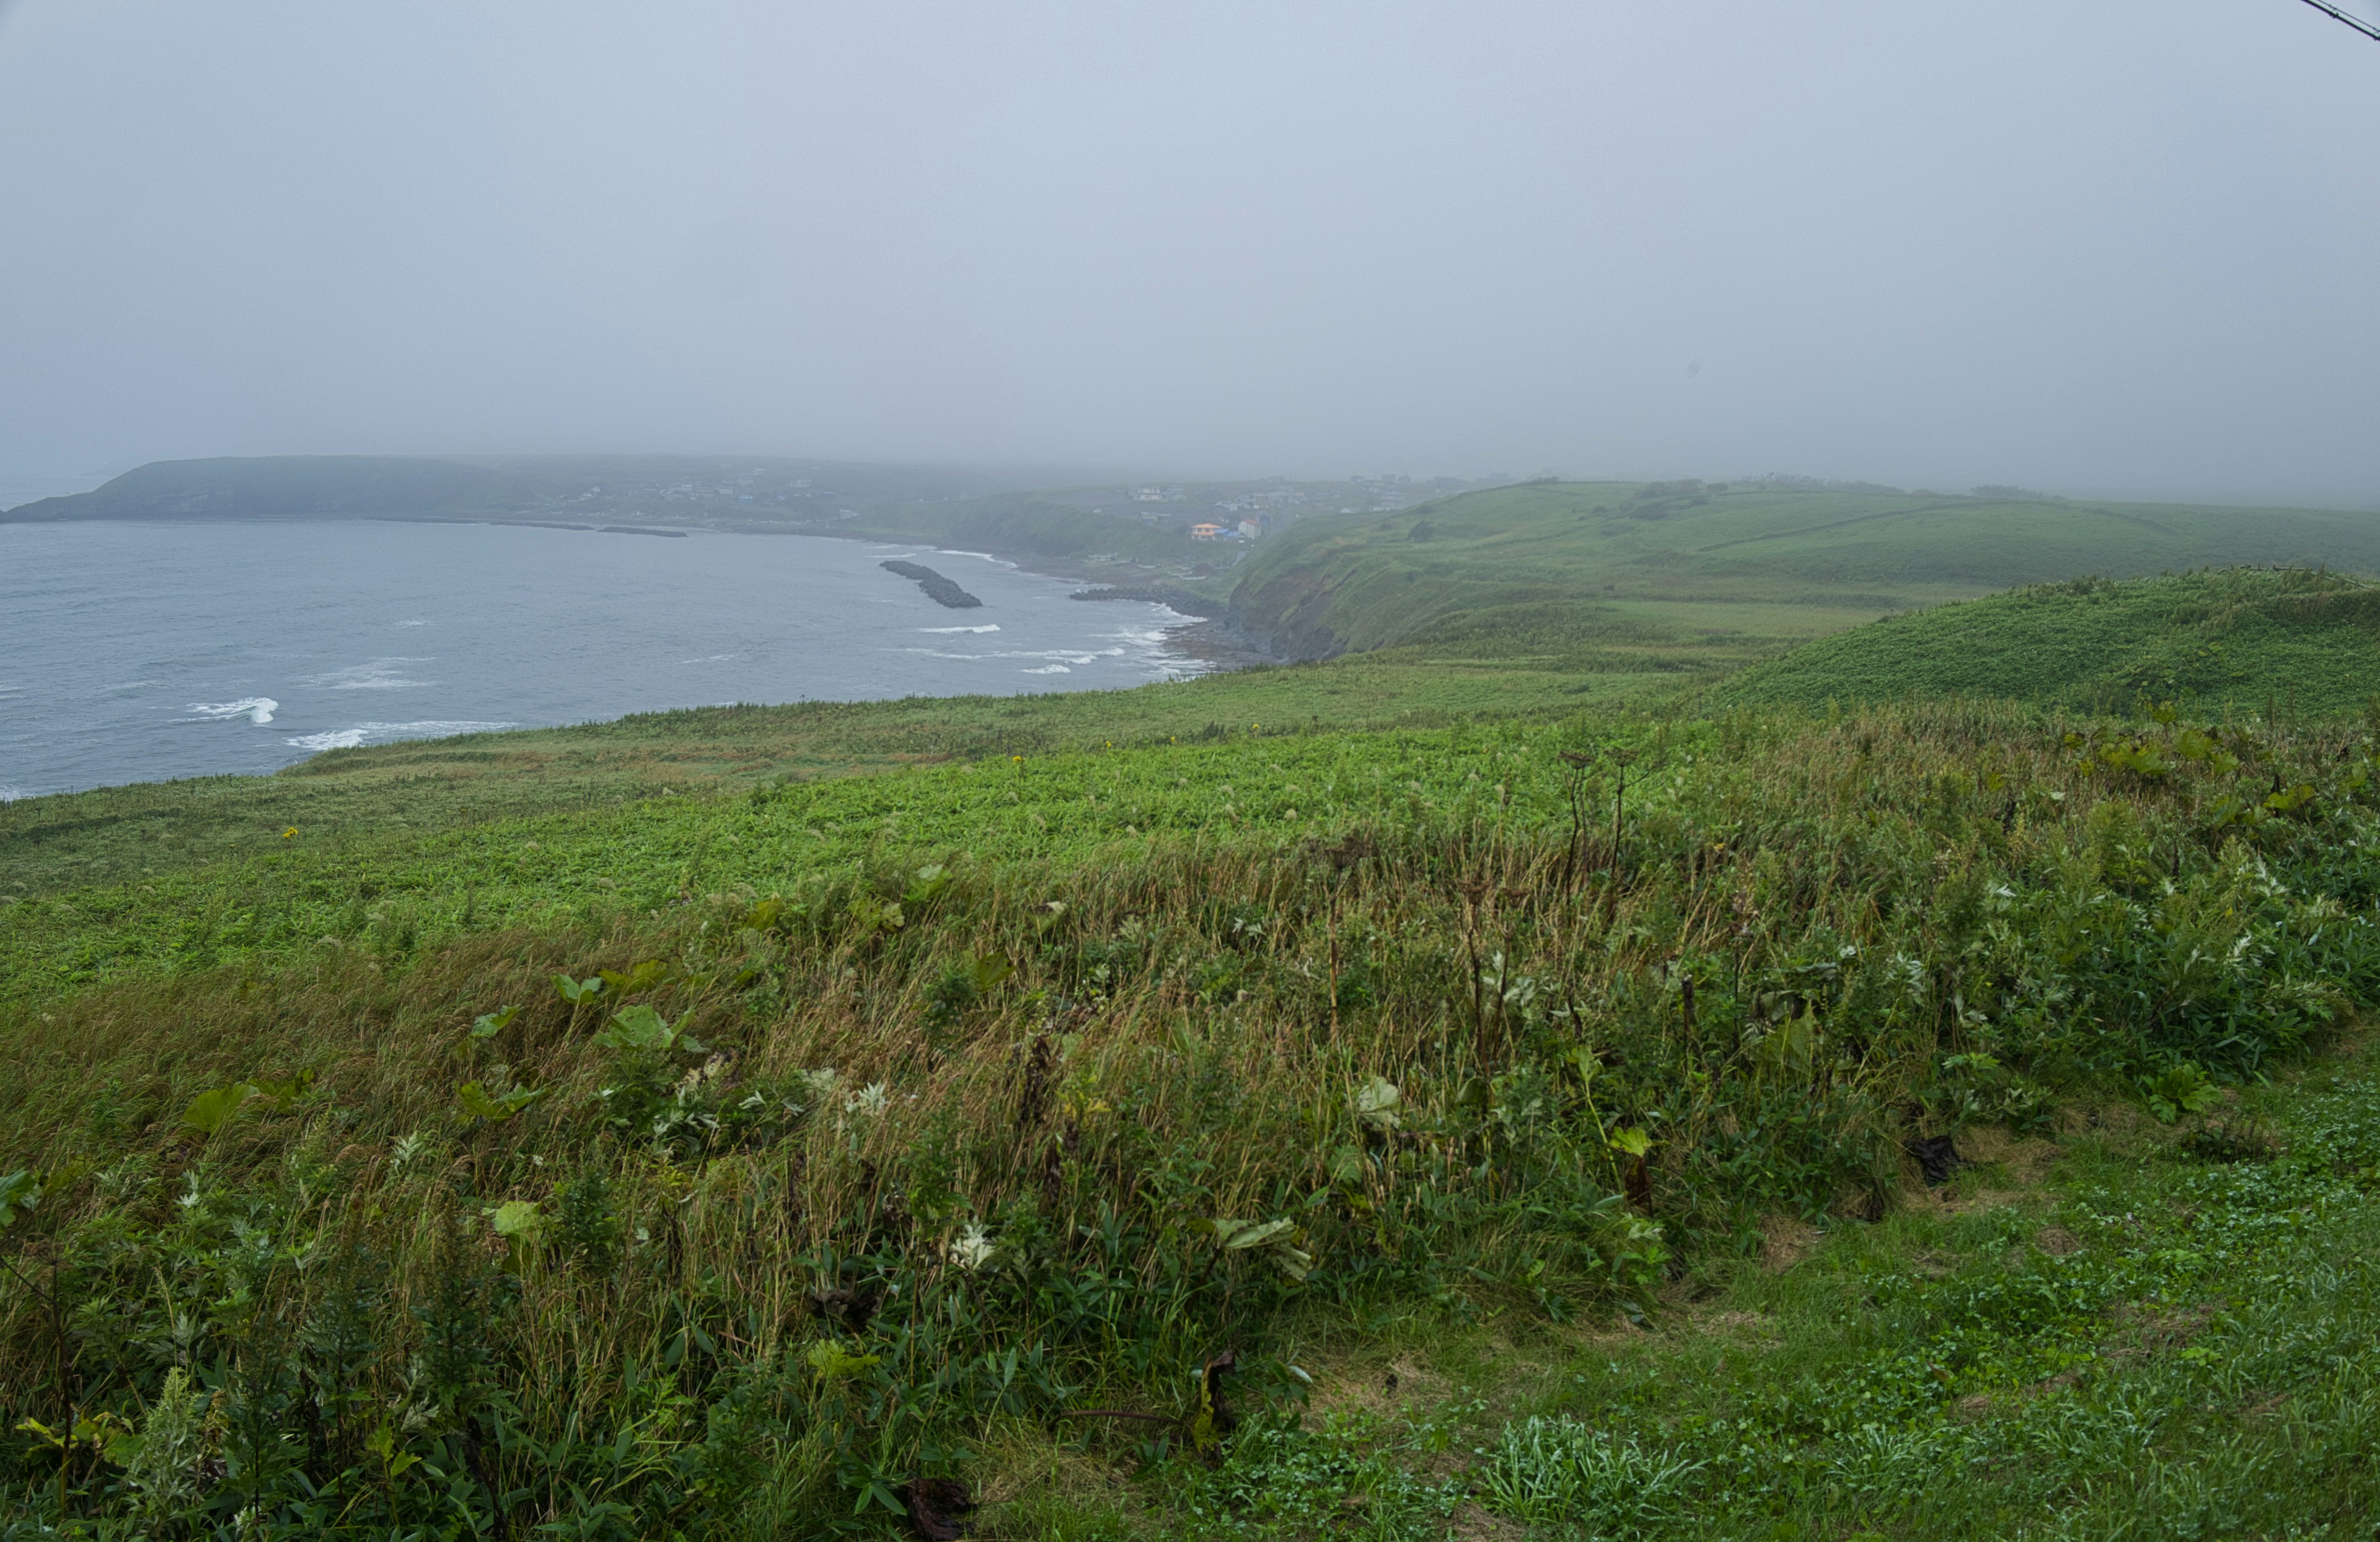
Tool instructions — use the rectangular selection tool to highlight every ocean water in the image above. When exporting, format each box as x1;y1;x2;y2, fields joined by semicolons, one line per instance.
0;519;1202;798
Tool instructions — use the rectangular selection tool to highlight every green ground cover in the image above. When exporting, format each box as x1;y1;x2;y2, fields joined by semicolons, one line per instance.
1227;479;2380;660
0;648;1676;908
9;695;2380;1536
1723;566;2380;718
18;503;2380;1535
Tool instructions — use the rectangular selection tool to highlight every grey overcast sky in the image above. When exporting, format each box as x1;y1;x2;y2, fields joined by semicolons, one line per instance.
1;1;2374;501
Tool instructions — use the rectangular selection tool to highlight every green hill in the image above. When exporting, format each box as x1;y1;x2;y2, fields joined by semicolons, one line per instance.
22;472;2380;1537
1223;478;2380;662
1722;567;2380;716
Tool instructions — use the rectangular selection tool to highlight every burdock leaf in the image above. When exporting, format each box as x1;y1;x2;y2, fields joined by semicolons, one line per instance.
250;1070;315;1107
1222;1217;1296;1250
488;1199;547;1242
470;1007;519;1041
1353;1075;1401;1131
555;974;604;1006
599;959;667;994
968;951;1014;993
0;1170;41;1229
457;1080;544;1121
593;1004;674;1052
183;1083;260;1136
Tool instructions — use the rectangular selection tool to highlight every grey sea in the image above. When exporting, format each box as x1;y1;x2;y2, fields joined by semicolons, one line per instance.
0;519;1202;799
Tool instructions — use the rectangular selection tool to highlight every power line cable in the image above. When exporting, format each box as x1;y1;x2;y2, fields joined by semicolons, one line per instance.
2296;0;2380;42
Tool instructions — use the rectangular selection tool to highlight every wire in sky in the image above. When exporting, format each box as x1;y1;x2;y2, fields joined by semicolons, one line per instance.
2297;0;2380;42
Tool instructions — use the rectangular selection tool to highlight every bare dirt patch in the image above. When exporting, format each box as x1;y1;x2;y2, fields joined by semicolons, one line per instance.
1449;1502;1530;1541
1759;1215;1820;1271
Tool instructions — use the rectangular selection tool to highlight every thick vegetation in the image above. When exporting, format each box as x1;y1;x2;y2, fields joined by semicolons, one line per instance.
1726;567;2380;718
9;695;2380;1536
1227;479;2380;661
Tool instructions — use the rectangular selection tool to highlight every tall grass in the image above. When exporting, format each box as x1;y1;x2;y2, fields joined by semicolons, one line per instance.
6;700;2380;1533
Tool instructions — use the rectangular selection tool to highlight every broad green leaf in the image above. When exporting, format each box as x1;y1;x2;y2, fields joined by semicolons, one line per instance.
599;959;666;993
250;1070;315;1106
806;1340;881;1381
903;863;951;906
0;1170;40;1229
489;1199;546;1241
1220;1217;1295;1249
1608;1127;1653;1158
183;1083;260;1136
968;951;1014;993
593;1003;675;1052
457;1080;544;1121
470;1007;519;1040
1353;1075;1401;1131
556;974;604;1005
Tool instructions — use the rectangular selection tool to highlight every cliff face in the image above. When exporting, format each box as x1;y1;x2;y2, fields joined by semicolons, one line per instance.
1224;558;1346;661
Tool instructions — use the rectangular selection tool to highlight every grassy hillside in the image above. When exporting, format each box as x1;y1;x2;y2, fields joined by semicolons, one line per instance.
0;644;1696;912
829;493;1207;571
10;691;2380;1537
1724;567;2380;717
20;482;2380;1535
1225;478;2380;661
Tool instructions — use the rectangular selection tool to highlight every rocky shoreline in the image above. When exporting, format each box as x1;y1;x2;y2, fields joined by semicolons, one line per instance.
879;560;982;609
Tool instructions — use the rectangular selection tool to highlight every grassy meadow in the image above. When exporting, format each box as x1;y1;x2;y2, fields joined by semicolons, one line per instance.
1225;477;2380;661
14;492;2380;1536
1724;565;2380;719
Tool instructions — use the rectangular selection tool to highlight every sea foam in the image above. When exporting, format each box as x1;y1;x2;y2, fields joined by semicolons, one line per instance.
921;624;1001;634
188;698;279;725
311;659;430;690
286;720;513;752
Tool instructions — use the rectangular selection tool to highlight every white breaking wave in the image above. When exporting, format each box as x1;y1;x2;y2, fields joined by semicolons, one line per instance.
396;619;431;627
188;697;279;725
1021;664;1072;674
311;659;431;690
921;624;1001;634
0;785;25;804
286;720;514;752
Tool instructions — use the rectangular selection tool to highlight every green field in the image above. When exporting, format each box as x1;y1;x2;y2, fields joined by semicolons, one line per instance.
1724;566;2380;718
1225;477;2380;660
15;468;2380;1536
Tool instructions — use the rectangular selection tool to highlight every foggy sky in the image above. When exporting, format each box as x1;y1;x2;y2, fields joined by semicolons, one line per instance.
2;1;2376;503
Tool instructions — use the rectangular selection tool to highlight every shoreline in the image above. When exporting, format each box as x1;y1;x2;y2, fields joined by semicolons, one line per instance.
0;514;1267;801
0;506;1276;678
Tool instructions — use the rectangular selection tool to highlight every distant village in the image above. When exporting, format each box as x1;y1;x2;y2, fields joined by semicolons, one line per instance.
510;465;1510;548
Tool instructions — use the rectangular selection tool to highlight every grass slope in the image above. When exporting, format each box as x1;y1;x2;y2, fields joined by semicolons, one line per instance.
1226;478;2380;661
0;648;1683;911
10;697;2380;1537
1724;567;2380;716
